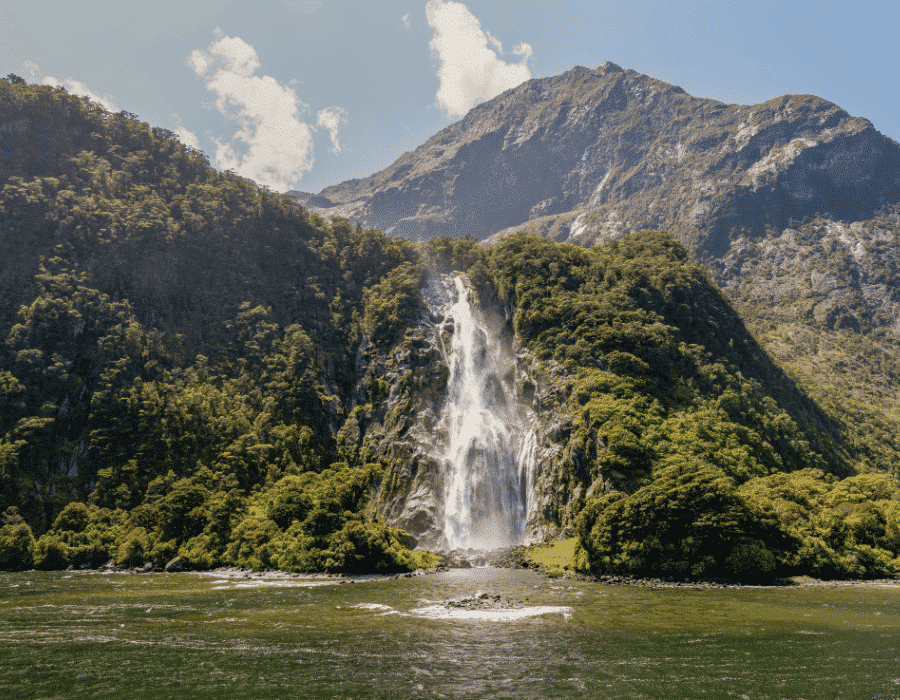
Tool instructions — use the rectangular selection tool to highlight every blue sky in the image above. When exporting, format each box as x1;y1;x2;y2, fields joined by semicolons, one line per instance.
2;0;897;193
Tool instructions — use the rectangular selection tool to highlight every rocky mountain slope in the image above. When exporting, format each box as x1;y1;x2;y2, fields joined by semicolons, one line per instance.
290;63;900;336
290;62;900;254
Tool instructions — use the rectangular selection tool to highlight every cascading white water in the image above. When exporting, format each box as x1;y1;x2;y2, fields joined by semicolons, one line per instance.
435;275;538;550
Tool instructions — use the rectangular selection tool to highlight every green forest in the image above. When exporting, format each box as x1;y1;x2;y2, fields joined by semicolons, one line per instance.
1;78;898;580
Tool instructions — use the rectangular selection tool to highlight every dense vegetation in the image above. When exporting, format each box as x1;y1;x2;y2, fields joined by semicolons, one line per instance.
483;232;899;579
1;78;898;581
0;77;433;573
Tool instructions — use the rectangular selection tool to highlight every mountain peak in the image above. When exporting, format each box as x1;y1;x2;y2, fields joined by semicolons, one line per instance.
596;60;623;74
301;63;900;261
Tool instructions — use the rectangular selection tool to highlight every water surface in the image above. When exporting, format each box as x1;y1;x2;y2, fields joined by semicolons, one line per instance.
2;568;899;699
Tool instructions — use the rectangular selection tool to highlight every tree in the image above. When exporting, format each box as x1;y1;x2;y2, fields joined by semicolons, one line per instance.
0;507;35;570
577;459;788;580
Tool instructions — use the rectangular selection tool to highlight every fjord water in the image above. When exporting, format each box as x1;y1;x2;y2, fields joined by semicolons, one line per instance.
3;568;899;699
435;275;538;550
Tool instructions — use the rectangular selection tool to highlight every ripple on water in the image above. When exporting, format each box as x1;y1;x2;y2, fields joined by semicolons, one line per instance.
201;570;404;590
350;603;399;616
351;603;394;611
209;580;337;590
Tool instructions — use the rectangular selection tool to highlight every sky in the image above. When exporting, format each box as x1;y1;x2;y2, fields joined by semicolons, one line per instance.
2;0;898;194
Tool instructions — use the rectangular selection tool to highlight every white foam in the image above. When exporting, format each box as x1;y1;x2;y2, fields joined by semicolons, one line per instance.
201;617;248;623
436;275;537;550
409;605;572;622
352;603;395;611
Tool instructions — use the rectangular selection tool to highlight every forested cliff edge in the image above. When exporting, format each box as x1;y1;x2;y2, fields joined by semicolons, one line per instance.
1;77;898;581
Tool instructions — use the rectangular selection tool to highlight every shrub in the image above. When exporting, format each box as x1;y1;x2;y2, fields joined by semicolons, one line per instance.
577;459;788;580
116;527;150;566
69;541;111;568
34;534;70;570
0;520;36;570
149;538;178;568
178;534;221;570
53;502;90;533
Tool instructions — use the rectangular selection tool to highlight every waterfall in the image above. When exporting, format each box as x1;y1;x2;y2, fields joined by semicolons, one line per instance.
432;275;538;551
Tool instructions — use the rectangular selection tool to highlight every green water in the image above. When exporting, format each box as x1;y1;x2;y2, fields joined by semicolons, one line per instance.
1;568;899;699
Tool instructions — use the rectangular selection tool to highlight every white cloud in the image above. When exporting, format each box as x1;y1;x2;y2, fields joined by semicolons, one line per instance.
485;31;502;53
174;126;200;149
187;50;210;77
513;42;533;60
402;12;410;29
317;106;348;154
188;29;319;192
41;75;119;112
425;0;533;118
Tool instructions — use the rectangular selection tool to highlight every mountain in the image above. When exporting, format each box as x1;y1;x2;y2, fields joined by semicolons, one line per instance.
1;76;899;581
293;61;900;481
291;62;900;252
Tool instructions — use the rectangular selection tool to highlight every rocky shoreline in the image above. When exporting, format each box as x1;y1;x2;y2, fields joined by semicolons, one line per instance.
437;544;900;590
30;547;899;590
50;559;447;582
526;563;900;591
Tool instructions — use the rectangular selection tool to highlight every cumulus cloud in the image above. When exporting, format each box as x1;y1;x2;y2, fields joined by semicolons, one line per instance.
513;43;533;60
174;126;201;149
41;75;119;112
188;28;323;191
425;0;533;118
401;12;410;29
317;107;349;154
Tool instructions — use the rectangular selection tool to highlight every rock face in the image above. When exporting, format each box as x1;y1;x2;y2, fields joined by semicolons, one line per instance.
341;320;447;547
348;275;586;548
292;62;900;259
718;214;900;336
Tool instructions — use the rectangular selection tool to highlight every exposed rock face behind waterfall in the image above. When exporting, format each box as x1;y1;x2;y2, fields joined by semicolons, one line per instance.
354;274;571;550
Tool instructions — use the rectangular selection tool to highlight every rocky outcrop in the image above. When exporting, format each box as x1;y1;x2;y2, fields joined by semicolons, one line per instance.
349;276;606;548
284;191;336;209
342;325;446;546
291;63;900;261
718;211;900;336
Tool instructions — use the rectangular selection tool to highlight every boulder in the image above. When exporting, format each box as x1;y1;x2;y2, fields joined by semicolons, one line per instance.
164;557;183;573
